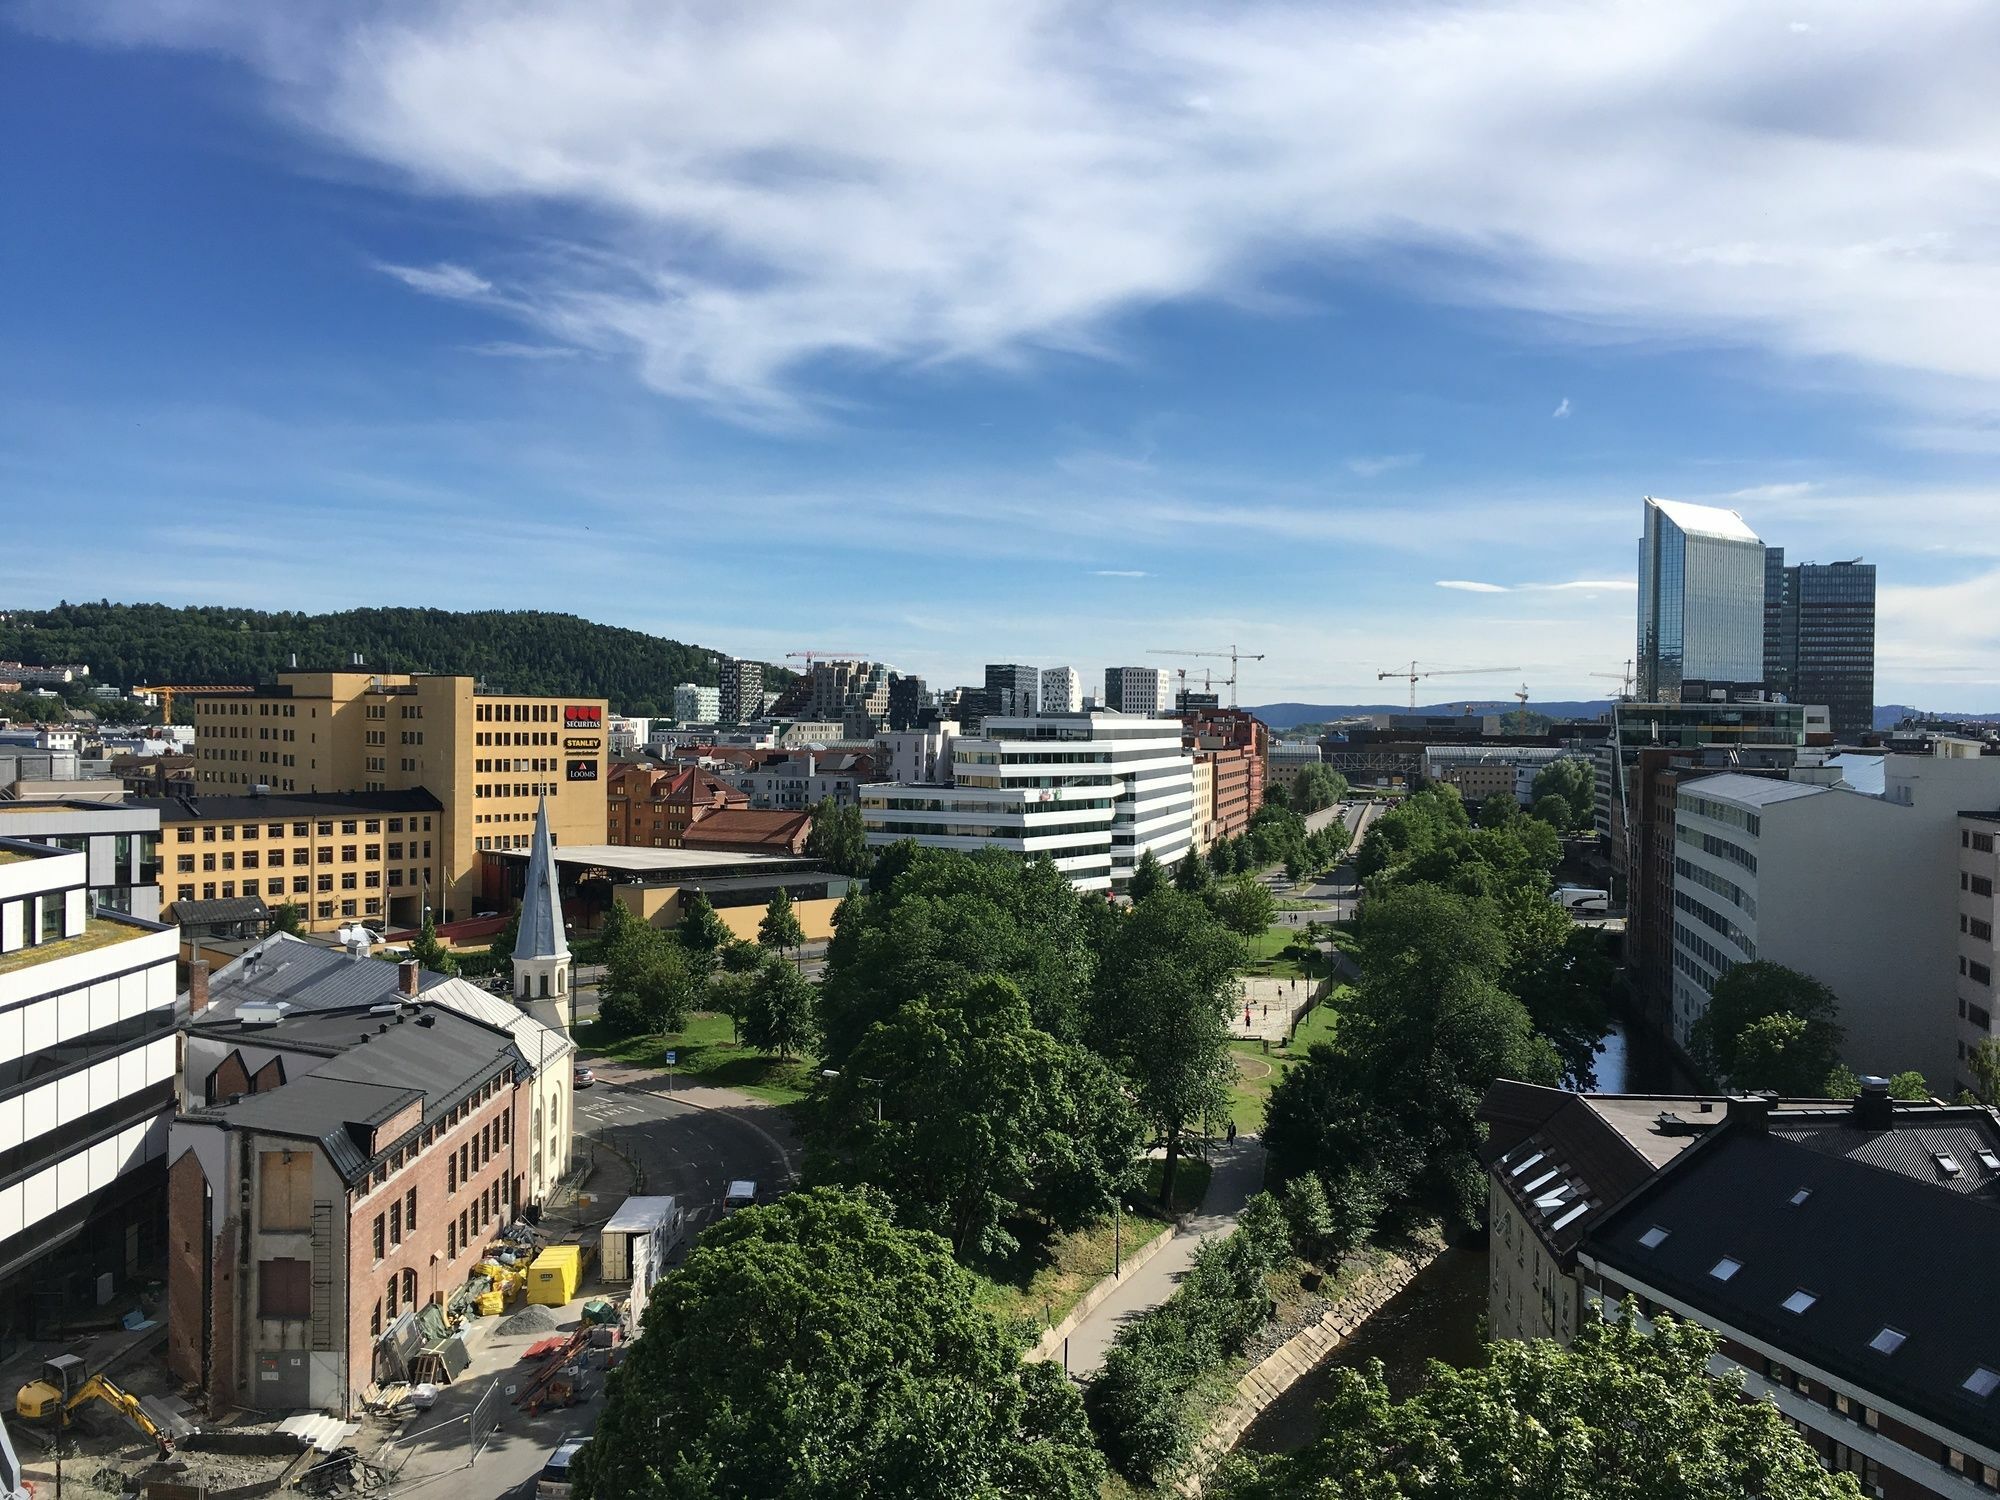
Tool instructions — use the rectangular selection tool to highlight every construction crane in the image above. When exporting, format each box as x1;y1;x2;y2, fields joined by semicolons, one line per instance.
1374;662;1522;712
1147;645;1265;707
783;651;867;670
135;683;256;721
1588;659;1636;699
16;1356;172;1458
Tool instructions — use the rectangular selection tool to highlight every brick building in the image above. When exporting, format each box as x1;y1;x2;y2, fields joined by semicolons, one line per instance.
606;763;745;847
1182;708;1268;842
168;937;567;1415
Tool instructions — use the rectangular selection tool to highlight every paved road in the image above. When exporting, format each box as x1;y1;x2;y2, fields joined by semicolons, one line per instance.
1060;1137;1268;1377
567;1076;797;1236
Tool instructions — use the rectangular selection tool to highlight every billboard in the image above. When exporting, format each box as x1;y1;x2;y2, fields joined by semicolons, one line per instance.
566;759;599;781
564;705;602;730
563;737;602;751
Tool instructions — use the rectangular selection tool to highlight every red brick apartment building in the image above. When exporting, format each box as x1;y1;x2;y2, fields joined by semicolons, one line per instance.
168;941;541;1415
606;762;745;847
1183;709;1269;842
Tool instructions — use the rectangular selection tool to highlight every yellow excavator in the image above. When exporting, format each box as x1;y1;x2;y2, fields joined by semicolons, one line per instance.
15;1355;172;1457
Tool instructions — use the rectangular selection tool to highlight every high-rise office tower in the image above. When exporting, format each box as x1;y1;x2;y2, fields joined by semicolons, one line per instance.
1040;666;1082;715
983;664;1041;718
1103;666;1173;716
1636;497;1766;704
718;659;764;727
1763;554;1876;739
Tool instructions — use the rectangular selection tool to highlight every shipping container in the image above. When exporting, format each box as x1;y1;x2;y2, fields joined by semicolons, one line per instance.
526;1245;584;1306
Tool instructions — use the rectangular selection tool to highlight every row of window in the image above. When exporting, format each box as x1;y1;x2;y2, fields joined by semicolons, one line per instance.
1675;856;1755;917
1678;791;1762;835
1965;873;1995;899
475;782;560;800
1962;829;1996;853
1676;822;1757;873
177;816;429;842
1674;890;1755;958
476;731;559;746
370;1186;421;1264
1674;922;1735;984
476;758;558;774
475;702;564;722
210;701;299;717
1960;956;1993;987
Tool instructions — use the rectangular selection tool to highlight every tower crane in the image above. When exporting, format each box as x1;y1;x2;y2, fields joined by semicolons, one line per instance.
1147;645;1265;707
1374;662;1522;712
135;683;256;722
784;650;868;670
1587;659;1636;699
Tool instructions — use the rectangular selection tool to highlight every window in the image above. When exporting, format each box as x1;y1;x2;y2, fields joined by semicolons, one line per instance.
389;1199;402;1246
1869;1326;1906;1355
177;827;194;843
1709;1256;1742;1281
402;1268;418;1310
1782;1289;1817;1315
258;1258;311;1320
1638;1225;1670;1249
259;1151;313;1231
447;1220;457;1259
386;1272;399;1320
372;1214;386;1263
1966;1367;2000;1399
1788;1187;1811;1206
405;1187;417;1233
371;1300;383;1338
448;1153;457;1193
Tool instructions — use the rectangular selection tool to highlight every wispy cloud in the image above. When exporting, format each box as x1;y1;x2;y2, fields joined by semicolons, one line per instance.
1552;397;1572;419
465;340;579;360
1436;577;1636;594
46;2;2000;426
1345;453;1421;479
377;261;491;299
1091;568;1149;578
1436;579;1509;593
1729;481;1816;501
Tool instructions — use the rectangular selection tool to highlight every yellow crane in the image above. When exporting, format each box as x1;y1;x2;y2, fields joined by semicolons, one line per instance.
1374;662;1522;712
135;682;256;722
16;1356;172;1457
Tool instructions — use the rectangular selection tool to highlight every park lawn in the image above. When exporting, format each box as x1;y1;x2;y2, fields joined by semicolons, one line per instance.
1142;1154;1213;1216
1241;921;1340;981
974;1207;1174;1334
572;1010;818;1105
1228;993;1343;1132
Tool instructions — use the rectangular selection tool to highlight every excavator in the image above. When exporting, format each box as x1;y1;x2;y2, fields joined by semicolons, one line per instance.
15;1355;172;1458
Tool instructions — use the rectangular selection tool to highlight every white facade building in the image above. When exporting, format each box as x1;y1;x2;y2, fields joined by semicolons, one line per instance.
671;684;721;724
1668;753;2000;1086
1040;667;1082;716
0;838;178;1299
0;800;163;920
1959;813;2000;1098
861;712;1192;892
607;716;652;755
1103;667;1173;717
879;724;958;786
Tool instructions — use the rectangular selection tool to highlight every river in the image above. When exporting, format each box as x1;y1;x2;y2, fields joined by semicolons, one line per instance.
1237;1009;1690;1457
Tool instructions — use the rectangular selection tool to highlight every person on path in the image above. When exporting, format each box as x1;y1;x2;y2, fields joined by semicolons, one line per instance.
1226;1120;1237;1144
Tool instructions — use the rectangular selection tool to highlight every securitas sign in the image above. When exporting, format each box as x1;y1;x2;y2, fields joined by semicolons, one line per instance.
564;705;602;730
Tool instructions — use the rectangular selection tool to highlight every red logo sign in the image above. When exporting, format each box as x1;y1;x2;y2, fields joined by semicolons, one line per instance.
564;705;602;730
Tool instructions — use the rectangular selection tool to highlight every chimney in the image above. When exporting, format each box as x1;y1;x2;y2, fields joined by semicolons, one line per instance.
188;960;211;1017
1852;1075;1895;1132
1727;1093;1771;1133
399;960;420;999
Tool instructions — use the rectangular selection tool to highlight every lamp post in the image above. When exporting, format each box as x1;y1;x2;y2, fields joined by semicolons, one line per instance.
820;1068;882;1124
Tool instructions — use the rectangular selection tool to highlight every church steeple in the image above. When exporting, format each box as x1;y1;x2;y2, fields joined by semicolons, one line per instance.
513;797;572;1026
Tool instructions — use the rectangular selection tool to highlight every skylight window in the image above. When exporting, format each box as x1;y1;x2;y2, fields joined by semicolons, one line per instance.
1935;1152;1963;1178
1638;1225;1670;1249
1965;1367;2000;1399
1870;1327;1907;1355
1709;1256;1742;1282
1551;1202;1589;1230
1788;1187;1812;1206
1535;1186;1572;1211
1522;1170;1559;1194
1782;1290;1817;1315
1979;1150;2000;1173
1509;1151;1546;1177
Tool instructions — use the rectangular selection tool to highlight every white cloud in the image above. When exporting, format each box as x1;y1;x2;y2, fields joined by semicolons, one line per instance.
1091;568;1149;578
1436;579;1510;593
1552;397;1572;419
1728;481;1817;500
377;261;491;299
1345;453;1421;478
40;0;2000;424
1527;578;1638;591
465;341;580;360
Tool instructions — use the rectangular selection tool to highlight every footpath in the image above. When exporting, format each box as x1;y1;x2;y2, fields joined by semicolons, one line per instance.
1054;1136;1267;1377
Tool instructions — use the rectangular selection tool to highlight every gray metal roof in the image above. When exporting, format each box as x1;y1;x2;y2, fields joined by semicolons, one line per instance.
168;896;269;926
129;789;443;822
1679;772;1827;808
200;934;455;1021
513;797;569;964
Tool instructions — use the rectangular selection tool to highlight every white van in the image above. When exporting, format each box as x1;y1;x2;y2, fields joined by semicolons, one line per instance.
1552;886;1610;916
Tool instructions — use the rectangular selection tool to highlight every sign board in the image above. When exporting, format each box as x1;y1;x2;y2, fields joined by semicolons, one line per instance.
566;759;599;782
564;705;603;730
663;1050;678;1065
563;736;602;751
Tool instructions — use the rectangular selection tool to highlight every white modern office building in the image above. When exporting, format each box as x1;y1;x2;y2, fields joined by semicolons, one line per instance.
1636;497;1767;704
672;684;721;724
1668;751;2000;1087
0;838;179;1323
0;800;163;920
1103;667;1173;718
860;712;1194;892
1040;667;1083;716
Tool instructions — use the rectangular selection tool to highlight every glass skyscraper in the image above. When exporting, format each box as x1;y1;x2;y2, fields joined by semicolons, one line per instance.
1763;553;1876;739
1636;497;1767;703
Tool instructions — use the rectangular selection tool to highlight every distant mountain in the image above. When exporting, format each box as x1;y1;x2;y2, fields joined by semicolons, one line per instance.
1250;699;1614;732
0;602;790;717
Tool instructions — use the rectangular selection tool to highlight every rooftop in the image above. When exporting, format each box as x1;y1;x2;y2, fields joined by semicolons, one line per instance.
1679;772;1829;809
0;914;151;977
490;842;802;876
131;788;443;822
1647;495;1763;545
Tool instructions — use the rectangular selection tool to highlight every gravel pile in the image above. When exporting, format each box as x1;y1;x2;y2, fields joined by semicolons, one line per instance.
498;1304;557;1335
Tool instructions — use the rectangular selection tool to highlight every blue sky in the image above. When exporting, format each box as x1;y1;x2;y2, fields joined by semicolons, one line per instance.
5;2;2000;708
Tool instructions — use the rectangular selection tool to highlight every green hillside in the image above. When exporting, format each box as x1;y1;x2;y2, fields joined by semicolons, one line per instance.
0;603;779;717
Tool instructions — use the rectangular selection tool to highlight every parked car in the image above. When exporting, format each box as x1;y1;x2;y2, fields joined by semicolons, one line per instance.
573;1065;595;1089
537;1436;586;1498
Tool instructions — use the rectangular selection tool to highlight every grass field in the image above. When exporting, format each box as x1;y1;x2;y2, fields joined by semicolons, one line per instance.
1229;992;1343;1132
572;1010;818;1105
1240;921;1331;980
973;1209;1174;1333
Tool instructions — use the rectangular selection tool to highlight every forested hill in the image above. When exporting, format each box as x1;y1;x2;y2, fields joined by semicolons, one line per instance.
0;603;772;714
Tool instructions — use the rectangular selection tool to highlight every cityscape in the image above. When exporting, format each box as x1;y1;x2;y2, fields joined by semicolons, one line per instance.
5;7;2000;1500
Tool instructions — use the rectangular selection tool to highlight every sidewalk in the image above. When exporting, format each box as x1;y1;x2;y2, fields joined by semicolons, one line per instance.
1059;1136;1267;1377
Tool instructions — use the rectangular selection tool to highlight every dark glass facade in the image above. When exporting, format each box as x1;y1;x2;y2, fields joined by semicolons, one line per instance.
1762;559;1876;739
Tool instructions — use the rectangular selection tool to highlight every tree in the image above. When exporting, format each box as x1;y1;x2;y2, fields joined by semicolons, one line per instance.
1093;891;1243;1207
1689;961;1844;1090
576;1187;1105;1500
1207;837;1235;875
268;902;305;937
1128;848;1168;902
819;977;1139;1257
675;890;731;973
1531;755;1597;832
1970;1036;2000;1105
1494;889;1611;1088
741;954;819;1059
1262;780;1290;812
1209;873;1276;937
805;796;872;877
1530;792;1575;830
1288;764;1348;816
1476;793;1518;829
1213;1314;1861;1500
485;910;519;984
599;920;699;1036
407;909;459;977
1174;848;1213;895
757;887;806;952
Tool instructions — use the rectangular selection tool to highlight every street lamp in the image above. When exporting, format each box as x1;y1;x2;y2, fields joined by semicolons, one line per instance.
819;1067;883;1124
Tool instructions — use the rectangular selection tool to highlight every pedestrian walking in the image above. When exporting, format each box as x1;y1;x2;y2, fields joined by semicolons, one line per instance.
1226;1120;1237;1144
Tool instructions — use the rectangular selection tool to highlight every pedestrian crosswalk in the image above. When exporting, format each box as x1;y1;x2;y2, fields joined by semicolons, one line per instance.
576;1096;647;1125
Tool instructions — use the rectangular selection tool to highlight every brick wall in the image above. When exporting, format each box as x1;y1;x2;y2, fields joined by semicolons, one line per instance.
166;1151;208;1390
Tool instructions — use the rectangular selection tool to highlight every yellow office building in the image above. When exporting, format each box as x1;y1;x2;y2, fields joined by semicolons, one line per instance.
191;671;608;923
